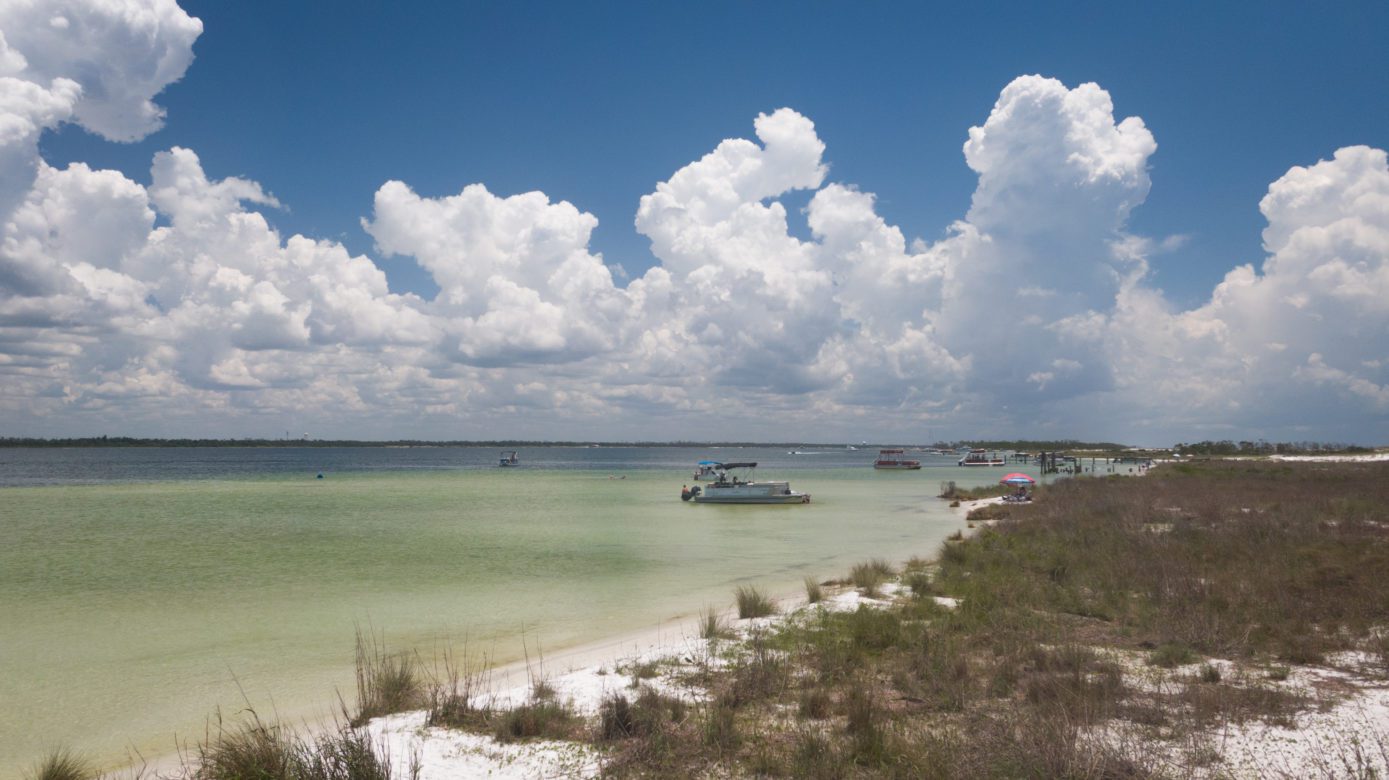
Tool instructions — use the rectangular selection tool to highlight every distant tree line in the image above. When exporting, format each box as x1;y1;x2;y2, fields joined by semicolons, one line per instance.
949;439;1132;452
1173;440;1372;456
0;437;874;449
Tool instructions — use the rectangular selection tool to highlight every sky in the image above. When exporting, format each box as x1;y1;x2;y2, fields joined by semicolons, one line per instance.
2;0;1387;445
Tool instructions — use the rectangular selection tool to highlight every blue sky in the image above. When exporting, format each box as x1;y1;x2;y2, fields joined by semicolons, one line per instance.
5;0;1389;444
40;1;1386;306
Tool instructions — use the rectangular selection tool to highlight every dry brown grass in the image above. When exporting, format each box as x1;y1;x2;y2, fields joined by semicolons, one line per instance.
587;460;1389;777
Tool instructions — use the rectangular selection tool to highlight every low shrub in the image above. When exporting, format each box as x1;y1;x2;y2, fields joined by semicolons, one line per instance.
493;699;578;742
1148;642;1197;668
597;687;687;741
906;571;932;597
798;686;832;719
701;695;740;753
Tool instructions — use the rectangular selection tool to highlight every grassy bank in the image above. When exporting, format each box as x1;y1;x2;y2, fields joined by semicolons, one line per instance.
544;459;1389;777
37;459;1389;779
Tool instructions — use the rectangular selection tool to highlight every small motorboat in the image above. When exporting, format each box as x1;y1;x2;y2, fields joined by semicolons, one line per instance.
958;449;1006;467
499;450;520;467
873;449;921;470
681;463;809;504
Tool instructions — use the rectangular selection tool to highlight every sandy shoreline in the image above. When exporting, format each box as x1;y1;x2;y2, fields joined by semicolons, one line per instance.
358;488;1389;780
118;494;977;780
360;496;986;779
119;479;1389;779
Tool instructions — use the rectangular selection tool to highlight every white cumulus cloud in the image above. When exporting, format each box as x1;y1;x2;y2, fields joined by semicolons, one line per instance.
0;4;1384;445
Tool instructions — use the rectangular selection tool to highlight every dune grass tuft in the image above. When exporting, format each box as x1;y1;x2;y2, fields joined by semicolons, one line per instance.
698;606;732;640
803;577;823;604
187;708;400;780
26;750;93;780
1148;642;1197;668
734;585;776;619
353;627;424;726
849;559;894;598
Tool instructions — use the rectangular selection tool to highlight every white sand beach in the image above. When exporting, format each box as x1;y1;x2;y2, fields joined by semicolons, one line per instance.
363;548;1389;779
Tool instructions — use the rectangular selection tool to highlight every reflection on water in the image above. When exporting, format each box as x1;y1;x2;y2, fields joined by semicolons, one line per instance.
0;447;1023;777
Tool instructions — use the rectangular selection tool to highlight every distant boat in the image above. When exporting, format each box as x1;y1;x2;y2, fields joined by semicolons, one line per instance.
499;450;520;467
681;462;810;504
873;449;922;470
958;449;1006;467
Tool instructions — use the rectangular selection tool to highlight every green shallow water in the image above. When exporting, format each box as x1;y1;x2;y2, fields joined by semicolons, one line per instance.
0;465;1001;775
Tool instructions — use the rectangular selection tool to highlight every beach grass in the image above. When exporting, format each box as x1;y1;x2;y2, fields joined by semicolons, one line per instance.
938;480;1012;500
697;606;731;640
187;708;401;780
802;576;823;604
425;643;492;729
352;627;424;726
25;750;92;780
849;558;894;597
492;699;580;742
48;458;1389;778
734;585;776;619
589;458;1389;777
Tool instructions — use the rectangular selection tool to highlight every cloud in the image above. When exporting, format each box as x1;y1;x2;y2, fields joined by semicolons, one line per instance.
1120;146;1389;430
0;0;200;263
363;181;624;365
0;7;1384;446
0;0;201;142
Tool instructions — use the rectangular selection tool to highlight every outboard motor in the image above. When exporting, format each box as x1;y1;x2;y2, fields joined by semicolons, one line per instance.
681;485;701;502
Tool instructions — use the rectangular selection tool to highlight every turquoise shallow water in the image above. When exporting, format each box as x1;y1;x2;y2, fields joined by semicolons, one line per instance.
0;448;1017;776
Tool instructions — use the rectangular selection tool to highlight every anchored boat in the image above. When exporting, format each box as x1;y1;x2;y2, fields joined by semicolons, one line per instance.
957;449;1005;467
873;448;922;470
681;462;810;504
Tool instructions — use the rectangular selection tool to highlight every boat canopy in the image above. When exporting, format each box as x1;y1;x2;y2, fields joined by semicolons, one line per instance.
697;460;723;466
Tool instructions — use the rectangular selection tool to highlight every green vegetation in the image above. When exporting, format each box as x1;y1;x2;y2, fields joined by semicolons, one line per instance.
587;458;1389;776
1173;439;1373;456
803;576;823;604
952;438;1131;451
734;585;777;619
186;709;405;780
352;628;424;726
38;458;1389;778
698;606;732;640
849;558;895;597
938;480;1013;500
1148;642;1198;668
25;751;92;780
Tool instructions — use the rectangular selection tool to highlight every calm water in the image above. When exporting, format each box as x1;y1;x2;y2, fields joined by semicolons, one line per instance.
0;446;1019;776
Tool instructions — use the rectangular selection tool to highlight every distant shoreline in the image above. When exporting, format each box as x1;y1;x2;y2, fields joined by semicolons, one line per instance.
0;437;1145;450
5;438;862;449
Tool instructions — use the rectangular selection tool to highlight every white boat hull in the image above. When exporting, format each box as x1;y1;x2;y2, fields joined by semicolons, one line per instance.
692;481;810;504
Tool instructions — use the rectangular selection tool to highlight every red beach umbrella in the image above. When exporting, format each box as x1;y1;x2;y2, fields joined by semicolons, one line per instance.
1000;473;1036;485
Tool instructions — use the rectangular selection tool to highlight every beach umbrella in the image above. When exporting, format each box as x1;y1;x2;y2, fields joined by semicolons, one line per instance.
1000;473;1035;485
